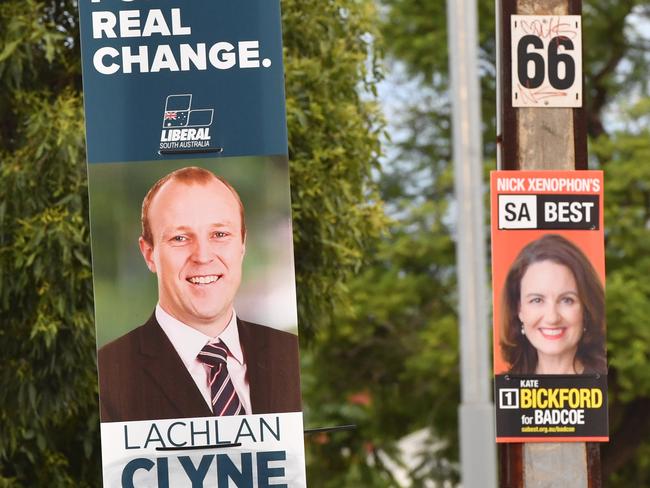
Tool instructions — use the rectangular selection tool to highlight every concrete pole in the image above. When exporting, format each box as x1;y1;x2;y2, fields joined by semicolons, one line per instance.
446;1;498;487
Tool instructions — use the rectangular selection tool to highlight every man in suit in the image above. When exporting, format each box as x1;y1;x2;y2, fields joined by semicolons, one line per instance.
97;167;301;422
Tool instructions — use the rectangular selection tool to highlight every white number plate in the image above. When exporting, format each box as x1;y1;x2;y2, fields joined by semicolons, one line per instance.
511;15;582;108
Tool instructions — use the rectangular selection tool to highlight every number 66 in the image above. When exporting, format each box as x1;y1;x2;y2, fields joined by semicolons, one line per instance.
517;35;576;90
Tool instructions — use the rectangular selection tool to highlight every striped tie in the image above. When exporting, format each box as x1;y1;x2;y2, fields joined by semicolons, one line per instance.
197;341;244;416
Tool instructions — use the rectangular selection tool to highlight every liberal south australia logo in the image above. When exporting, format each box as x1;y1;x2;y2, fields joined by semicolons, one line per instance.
160;94;213;150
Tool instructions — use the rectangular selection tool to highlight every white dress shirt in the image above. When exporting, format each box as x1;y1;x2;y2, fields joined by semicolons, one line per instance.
155;304;252;414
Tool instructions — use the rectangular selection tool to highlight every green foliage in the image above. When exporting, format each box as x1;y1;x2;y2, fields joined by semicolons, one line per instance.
591;98;650;482
283;0;386;338
304;193;462;485
0;0;100;485
282;0;391;483
582;1;650;137
298;2;494;484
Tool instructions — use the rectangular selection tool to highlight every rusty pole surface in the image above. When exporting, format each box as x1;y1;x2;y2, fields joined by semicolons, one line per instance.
496;0;601;486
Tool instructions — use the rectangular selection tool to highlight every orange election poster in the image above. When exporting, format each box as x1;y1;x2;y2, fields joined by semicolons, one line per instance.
491;170;608;443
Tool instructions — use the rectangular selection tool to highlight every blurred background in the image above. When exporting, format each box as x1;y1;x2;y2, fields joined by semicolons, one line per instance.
1;0;650;486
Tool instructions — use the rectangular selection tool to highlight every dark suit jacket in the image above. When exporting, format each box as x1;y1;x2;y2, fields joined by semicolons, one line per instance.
97;315;302;422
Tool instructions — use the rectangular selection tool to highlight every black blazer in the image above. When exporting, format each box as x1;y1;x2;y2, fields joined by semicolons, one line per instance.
97;315;302;422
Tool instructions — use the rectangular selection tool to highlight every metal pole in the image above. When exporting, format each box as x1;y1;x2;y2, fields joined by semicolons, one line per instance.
447;1;497;486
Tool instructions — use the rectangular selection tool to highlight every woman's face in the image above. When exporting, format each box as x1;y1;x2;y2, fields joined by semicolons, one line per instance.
518;260;584;369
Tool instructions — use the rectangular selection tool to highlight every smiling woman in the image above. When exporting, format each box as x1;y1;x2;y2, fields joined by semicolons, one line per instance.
500;234;607;375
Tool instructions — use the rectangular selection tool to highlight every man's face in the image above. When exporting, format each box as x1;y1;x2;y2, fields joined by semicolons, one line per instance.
139;178;245;330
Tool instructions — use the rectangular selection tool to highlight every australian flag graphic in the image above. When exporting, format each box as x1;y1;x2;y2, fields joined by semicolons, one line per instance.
162;94;213;128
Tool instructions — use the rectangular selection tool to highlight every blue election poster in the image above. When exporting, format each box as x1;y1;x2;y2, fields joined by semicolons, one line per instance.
78;1;306;486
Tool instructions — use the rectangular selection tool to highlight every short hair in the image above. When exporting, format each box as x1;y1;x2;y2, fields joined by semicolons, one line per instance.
500;234;606;374
141;166;246;245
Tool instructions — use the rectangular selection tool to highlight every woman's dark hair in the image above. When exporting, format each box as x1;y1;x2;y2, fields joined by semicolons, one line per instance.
500;234;606;374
